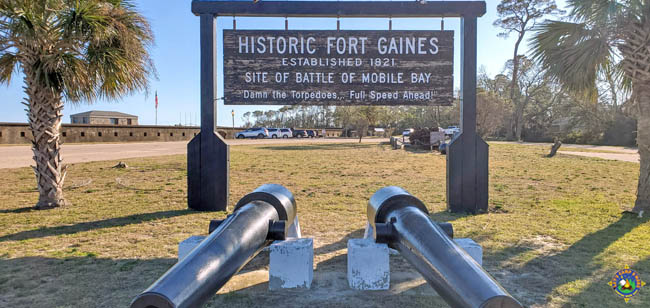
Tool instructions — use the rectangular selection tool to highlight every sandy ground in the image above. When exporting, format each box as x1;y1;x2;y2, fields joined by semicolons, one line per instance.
557;151;639;163
492;141;640;163
0;138;389;169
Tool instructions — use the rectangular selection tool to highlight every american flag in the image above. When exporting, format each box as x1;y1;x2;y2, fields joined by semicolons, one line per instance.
155;91;158;109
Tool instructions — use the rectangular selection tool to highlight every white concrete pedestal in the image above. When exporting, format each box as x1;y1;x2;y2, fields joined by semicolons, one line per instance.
269;238;314;289
347;239;390;290
346;237;483;290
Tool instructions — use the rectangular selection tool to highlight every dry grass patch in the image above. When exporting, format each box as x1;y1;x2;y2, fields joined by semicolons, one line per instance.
0;142;648;307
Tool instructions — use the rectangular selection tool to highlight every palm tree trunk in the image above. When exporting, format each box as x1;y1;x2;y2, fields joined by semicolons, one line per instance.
622;19;650;216
23;67;67;209
633;82;650;215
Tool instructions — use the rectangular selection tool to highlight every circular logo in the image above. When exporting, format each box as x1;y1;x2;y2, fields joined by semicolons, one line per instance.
608;265;646;303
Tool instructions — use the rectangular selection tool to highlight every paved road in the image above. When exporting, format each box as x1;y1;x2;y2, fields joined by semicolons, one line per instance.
0;138;389;169
3;139;638;169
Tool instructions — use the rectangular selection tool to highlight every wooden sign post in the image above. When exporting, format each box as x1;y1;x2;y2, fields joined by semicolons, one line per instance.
190;1;488;214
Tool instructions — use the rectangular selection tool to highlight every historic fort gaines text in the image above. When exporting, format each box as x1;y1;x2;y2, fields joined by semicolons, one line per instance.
223;30;453;106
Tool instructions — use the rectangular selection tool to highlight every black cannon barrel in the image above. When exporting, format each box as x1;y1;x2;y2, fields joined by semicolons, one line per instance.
368;186;522;308
131;184;296;308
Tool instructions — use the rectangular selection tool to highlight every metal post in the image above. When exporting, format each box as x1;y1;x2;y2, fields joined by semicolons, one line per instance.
447;16;489;213
187;14;230;211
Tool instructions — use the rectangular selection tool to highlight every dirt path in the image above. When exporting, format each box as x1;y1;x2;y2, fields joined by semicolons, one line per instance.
491;141;638;153
0;138;388;169
556;151;639;163
492;141;639;163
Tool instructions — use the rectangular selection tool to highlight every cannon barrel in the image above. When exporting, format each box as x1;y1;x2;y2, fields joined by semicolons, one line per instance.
131;184;296;308
368;186;522;308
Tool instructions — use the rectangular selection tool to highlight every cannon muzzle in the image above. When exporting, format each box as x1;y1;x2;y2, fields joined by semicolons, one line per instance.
368;186;522;308
131;184;297;308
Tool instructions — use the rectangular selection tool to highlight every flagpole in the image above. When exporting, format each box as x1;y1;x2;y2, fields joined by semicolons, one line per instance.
155;90;158;125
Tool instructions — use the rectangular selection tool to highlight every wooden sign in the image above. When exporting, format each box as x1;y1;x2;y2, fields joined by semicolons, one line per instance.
430;131;446;145
223;30;453;106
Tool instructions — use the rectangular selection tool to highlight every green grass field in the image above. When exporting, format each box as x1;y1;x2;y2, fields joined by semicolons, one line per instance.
0;142;648;307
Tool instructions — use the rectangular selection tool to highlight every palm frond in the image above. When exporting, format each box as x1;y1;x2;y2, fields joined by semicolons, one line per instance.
607;60;633;96
58;0;107;41
530;20;613;98
569;0;649;25
1;0;155;102
622;0;649;21
0;51;17;83
567;0;622;22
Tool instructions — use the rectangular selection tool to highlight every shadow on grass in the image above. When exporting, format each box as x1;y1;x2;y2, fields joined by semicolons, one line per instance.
489;214;650;306
258;143;374;151
404;146;440;155
233;228;367;275
0;206;36;214
565;256;650;306
311;216;465;261
208;254;445;308
314;228;365;257
484;245;535;265
0;209;195;242
429;211;468;223
0;256;175;307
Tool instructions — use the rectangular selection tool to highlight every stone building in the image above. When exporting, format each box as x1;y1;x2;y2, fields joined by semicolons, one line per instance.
70;110;138;125
0;123;344;144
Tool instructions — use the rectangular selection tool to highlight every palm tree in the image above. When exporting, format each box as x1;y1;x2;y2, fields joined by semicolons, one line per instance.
531;0;649;215
0;0;155;209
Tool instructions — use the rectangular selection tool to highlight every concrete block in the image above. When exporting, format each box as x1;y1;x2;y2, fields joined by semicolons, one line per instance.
454;238;483;266
347;237;483;290
347;238;390;290
269;238;313;289
178;235;206;260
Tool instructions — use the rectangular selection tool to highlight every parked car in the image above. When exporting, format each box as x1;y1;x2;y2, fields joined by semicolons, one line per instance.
445;126;461;136
402;128;414;137
439;142;448;155
279;128;292;138
306;130;316;138
266;128;281;138
235;127;268;139
293;129;307;138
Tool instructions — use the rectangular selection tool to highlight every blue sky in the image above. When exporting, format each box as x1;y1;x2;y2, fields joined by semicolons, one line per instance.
0;0;566;127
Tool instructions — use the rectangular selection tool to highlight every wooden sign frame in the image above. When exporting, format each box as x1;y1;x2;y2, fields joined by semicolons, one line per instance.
189;0;488;214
